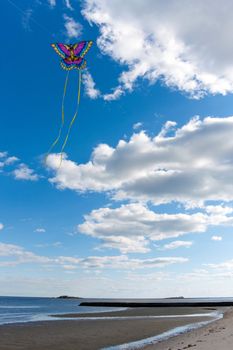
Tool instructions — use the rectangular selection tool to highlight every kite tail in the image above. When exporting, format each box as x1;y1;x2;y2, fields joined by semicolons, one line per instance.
59;69;82;166
45;71;70;164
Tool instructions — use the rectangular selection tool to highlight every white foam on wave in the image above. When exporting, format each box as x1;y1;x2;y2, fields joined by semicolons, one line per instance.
101;311;223;350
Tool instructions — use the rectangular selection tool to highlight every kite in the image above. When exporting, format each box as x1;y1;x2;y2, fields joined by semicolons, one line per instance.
47;41;93;165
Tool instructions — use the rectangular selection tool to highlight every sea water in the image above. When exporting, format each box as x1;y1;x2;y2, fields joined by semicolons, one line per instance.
0;296;124;325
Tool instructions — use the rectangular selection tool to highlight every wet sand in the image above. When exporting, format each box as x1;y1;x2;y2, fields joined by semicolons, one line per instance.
51;306;216;318
0;307;216;350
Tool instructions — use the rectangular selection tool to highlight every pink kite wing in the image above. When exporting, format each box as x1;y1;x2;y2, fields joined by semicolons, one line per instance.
73;41;93;58
73;42;86;56
51;43;71;58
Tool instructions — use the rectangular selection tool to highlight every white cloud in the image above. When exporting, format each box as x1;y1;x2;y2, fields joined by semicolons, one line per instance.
0;153;39;183
65;0;73;10
207;259;233;271
95;235;150;254
0;242;187;271
0;152;7;158
4;156;19;165
205;205;233;216
63;14;83;38
133;122;143;130
156;120;177;140
78;203;233;253
0;152;19;169
48;116;233;206
211;235;222;241
34;228;46;233
57;254;188;270
82;71;100;99
35;242;62;248
82;0;233;99
13;164;39;181
62;264;77;270
0;223;4;231
0;243;51;266
162;240;193;250
103;87;124;101
48;0;56;7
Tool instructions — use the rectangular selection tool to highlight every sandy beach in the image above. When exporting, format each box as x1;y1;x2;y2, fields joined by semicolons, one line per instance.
145;307;233;350
0;306;222;350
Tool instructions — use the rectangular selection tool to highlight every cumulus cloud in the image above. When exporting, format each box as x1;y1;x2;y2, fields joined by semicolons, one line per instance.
63;14;83;38
13;164;39;181
78;203;233;253
82;0;233;99
211;235;222;241
82;71;100;99
0;223;4;231
48;116;233;206
95;235;150;254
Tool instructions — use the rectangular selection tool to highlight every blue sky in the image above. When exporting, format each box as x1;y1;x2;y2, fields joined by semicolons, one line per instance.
2;0;233;297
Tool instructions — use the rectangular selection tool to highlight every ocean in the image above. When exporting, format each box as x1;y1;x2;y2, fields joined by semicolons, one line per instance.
0;296;124;325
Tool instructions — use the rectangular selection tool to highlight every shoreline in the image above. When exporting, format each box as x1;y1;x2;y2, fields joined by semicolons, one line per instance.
102;311;223;350
0;307;222;350
144;306;233;350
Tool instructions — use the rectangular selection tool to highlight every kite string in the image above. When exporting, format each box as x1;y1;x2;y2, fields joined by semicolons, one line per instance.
59;69;82;166
45;70;69;163
62;70;70;124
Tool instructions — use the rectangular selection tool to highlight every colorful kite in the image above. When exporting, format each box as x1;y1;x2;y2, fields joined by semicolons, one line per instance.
47;41;93;164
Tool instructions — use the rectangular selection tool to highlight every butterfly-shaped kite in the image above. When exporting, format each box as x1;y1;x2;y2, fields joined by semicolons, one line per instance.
47;41;93;166
51;41;93;70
